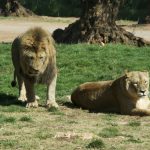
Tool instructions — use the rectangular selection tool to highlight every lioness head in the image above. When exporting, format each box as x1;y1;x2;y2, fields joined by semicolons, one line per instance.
124;71;149;98
19;27;54;77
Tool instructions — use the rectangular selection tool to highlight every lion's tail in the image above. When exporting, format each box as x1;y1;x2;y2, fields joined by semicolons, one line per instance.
11;70;17;87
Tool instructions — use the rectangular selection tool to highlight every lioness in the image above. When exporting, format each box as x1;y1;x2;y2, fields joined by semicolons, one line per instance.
11;27;58;108
71;71;150;116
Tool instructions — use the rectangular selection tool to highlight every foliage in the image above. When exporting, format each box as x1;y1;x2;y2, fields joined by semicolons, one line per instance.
1;0;149;19
118;0;150;20
19;0;81;17
17;0;149;19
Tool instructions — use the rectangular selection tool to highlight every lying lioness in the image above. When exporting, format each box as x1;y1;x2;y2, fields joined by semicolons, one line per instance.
71;71;150;116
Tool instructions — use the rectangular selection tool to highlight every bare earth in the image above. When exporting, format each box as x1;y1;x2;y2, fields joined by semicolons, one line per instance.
0;16;150;43
0;16;77;43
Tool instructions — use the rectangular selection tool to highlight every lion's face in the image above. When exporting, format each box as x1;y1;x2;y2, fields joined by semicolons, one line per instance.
124;71;149;98
20;41;49;77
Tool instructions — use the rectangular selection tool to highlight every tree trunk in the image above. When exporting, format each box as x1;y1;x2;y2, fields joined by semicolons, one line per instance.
53;0;150;46
0;0;35;17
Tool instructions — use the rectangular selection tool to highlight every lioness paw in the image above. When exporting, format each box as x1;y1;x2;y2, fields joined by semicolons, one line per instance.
26;101;38;108
46;100;59;109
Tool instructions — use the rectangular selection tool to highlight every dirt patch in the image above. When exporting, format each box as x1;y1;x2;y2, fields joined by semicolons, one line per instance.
123;24;150;42
0;16;77;43
0;17;150;43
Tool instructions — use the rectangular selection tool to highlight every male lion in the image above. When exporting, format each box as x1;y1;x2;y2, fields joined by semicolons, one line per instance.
71;71;150;116
11;27;58;108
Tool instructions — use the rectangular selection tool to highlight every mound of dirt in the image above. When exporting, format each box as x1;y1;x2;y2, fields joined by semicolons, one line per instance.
0;0;35;17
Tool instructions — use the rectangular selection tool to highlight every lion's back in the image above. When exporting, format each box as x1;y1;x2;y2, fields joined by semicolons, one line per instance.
11;37;21;72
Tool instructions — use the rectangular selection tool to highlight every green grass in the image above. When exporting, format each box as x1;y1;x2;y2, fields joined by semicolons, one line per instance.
35;131;53;140
0;140;17;149
48;106;65;115
56;43;150;97
19;116;33;122
126;136;143;144
128;121;141;127
86;139;105;149
1;43;150;149
48;106;59;112
0;114;16;124
2;131;14;136
0;105;27;112
1;43;150;102
99;127;120;138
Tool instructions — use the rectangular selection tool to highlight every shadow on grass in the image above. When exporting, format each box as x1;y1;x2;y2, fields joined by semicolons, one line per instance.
63;101;119;115
62;101;78;109
0;93;25;107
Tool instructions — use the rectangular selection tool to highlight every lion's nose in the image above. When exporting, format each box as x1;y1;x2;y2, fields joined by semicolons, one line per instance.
140;90;145;94
32;68;39;73
30;67;39;73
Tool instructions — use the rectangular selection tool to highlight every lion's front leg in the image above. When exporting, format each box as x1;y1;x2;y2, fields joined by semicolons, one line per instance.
46;74;58;108
24;78;38;108
17;75;27;102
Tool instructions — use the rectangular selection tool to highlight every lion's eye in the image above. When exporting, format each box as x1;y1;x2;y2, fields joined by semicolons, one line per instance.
29;56;34;60
144;81;148;85
39;56;45;61
133;83;138;86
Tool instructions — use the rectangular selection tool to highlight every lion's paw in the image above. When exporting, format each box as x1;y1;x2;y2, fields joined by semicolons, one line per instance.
46;100;59;109
35;95;40;100
26;100;38;108
18;95;27;102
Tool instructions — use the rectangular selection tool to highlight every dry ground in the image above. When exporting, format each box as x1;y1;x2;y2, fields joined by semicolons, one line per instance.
0;16;150;43
1;104;150;150
0;16;77;43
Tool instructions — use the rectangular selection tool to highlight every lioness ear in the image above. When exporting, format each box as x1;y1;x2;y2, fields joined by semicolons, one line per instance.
143;70;149;76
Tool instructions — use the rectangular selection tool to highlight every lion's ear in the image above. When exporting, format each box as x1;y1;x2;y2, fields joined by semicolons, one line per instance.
124;69;130;78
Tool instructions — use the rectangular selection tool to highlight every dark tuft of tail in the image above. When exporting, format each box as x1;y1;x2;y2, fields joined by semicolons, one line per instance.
11;80;17;87
11;71;17;87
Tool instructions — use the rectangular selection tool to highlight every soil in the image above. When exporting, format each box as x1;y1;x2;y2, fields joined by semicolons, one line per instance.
0;16;150;43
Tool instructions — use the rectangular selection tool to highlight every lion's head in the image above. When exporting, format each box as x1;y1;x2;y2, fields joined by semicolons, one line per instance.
19;27;55;77
123;71;149;99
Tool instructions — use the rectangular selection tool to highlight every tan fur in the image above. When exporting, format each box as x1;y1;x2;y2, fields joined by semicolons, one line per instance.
11;27;58;108
71;71;150;116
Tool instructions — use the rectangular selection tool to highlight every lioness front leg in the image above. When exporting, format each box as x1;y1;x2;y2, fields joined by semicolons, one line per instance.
24;79;38;108
46;74;58;108
130;108;150;116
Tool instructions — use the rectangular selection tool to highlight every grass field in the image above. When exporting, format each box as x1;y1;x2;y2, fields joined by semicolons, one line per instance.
0;43;150;149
